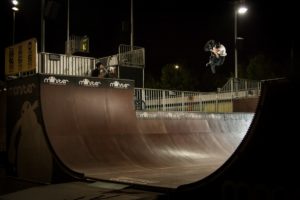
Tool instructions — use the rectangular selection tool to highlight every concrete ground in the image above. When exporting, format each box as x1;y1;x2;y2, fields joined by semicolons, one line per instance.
0;161;166;200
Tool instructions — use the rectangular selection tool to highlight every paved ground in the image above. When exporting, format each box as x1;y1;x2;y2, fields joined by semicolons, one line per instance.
0;162;166;200
0;167;41;196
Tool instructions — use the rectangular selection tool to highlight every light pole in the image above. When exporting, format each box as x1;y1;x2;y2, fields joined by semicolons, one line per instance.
66;0;70;55
234;10;238;79
130;0;134;49
11;0;19;45
234;3;248;79
41;0;45;52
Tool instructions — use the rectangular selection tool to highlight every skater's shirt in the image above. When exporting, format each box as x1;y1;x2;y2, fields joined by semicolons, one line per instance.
211;44;227;57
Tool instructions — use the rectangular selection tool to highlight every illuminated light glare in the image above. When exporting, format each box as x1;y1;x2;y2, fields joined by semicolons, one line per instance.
12;6;19;11
161;149;210;159
12;0;19;6
174;65;179;69
238;6;248;14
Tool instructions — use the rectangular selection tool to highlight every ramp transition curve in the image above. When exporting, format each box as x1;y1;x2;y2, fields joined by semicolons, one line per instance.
5;75;300;199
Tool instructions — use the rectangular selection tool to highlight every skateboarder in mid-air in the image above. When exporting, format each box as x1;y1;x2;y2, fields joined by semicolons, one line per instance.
204;40;227;74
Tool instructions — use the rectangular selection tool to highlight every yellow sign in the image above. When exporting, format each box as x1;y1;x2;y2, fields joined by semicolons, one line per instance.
80;36;89;53
5;38;37;76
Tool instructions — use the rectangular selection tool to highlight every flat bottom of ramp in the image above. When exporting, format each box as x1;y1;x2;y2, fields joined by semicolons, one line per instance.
0;181;165;200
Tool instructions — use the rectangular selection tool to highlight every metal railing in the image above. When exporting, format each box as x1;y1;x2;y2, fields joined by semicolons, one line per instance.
37;45;145;78
134;86;261;113
18;52;261;113
118;44;145;67
36;52;263;113
38;52;95;76
219;77;261;98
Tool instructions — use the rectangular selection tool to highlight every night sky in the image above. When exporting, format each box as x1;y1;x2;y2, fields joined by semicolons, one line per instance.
0;0;298;84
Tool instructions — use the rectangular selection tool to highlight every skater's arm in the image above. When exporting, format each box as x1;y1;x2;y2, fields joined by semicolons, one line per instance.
211;47;220;58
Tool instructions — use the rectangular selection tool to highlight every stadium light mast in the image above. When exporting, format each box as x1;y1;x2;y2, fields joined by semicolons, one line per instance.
130;0;134;49
66;0;70;55
234;1;248;79
11;0;19;45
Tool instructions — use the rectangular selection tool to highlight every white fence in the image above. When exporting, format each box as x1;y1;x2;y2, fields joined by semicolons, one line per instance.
38;52;95;76
134;86;260;113
37;45;145;80
220;77;261;97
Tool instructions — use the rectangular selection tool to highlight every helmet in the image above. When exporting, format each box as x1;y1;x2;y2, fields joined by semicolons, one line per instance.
95;61;102;68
